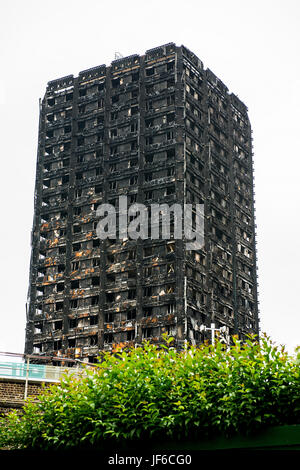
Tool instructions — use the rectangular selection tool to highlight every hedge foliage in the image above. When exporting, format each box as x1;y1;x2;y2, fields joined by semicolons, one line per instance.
1;334;300;450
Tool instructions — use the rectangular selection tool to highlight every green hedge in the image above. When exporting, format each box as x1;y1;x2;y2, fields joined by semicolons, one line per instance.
1;335;300;450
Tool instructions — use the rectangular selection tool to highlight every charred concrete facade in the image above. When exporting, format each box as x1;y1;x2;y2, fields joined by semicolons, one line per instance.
25;43;259;363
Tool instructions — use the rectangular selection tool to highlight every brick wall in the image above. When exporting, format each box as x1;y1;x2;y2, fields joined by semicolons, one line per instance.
0;378;52;416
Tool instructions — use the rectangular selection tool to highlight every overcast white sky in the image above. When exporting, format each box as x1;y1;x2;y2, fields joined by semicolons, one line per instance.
0;0;299;357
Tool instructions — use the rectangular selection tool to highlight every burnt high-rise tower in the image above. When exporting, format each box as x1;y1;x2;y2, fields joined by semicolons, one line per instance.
25;43;259;363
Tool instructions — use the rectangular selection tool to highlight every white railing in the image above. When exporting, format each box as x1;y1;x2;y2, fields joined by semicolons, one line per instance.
0;352;94;400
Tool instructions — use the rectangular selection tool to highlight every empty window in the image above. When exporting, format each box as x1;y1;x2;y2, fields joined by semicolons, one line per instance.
145;190;153;200
98;82;105;92
167;263;175;274
166;131;174;141
145;172;153;182
56;283;64;292
131;140;138;151
129;105;138;116
56;301;64;312
107;254;115;264
69;318;77;329
144;286;153;297
90;335;98;346
146;67;154;76
78;121;86;131
70;299;78;309
142;328;153;339
128;289;136;300
46;130;54;139
74;207;82;216
37;285;44;295
112;78;120;88
73;225;81;234
144;246;153;257
93;239;100;248
106;292;115;303
107;273;115;284
33;343;43;353
104;333;113;344
127;309;136;320
145;154;153;164
105;312;114;323
127;330;135;341
144;267;152;277
165;185;175;195
91;276;100;287
91;296;99;306
167;94;175;105
128;158;138;168
131;122;138;132
34;323;43;334
54;339;62;351
59;246;66;255
130;176;137;185
128;249;136;260
68;338;76;348
143;306;153;317
88;356;97;364
90;315;98;326
129;193;137;204
128;269;137;280
166;149;175;162
166;284;175;294
146;136;153;146
47;97;55;106
167;304;175;314
53;320;63;330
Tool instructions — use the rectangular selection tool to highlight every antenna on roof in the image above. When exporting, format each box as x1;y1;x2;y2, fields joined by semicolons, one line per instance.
114;52;123;60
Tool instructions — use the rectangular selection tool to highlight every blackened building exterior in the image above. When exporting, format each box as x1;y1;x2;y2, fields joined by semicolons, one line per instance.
25;43;259;363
